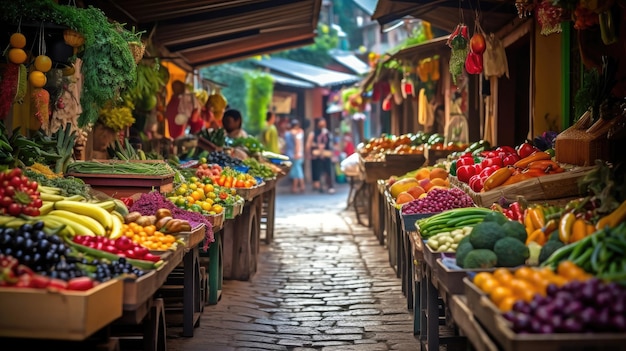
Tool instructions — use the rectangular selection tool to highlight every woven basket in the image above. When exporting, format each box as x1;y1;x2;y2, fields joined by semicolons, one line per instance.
555;110;615;166
128;42;145;63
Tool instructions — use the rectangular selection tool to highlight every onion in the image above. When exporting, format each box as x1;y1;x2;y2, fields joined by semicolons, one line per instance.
546;284;559;297
611;315;626;332
513;313;532;333
579;307;597;328
513;300;530;314
595;292;612;307
550;314;564;332
563;300;583;317
562;318;583;333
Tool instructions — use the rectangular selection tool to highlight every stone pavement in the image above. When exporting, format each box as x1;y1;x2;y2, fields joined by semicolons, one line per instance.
167;182;421;351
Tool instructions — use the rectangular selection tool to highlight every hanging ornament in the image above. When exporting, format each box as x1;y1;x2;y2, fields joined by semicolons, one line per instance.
515;0;535;18
401;77;414;98
382;94;393;111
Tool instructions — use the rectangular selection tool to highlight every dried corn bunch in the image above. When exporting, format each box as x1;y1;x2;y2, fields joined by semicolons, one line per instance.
27;162;60;178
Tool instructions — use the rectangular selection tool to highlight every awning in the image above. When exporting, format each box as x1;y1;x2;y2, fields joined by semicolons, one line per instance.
330;50;371;75
372;0;519;34
352;0;378;16
386;36;450;63
254;58;361;87
88;0;322;70
269;73;316;89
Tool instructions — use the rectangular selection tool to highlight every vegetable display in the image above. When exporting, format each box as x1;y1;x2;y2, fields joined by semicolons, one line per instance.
0;168;42;217
416;207;493;239
402;187;474;214
66;160;175;176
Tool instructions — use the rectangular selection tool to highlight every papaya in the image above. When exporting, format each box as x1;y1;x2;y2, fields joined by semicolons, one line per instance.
390;178;420;198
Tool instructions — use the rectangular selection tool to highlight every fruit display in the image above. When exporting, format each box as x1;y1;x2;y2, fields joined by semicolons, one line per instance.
360;132;439;160
472;262;592;312
242;157;276;179
0;254;95;291
388;166;451;204
0;168;43;217
415;207;493;239
130;191;214;244
401;188;475;214
456;212;529;268
205;150;244;168
197;127;226;147
168;177;241;216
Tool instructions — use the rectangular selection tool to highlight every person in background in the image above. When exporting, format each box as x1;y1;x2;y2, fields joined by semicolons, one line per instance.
222;109;248;139
261;111;280;153
306;117;335;194
284;119;305;193
164;80;187;139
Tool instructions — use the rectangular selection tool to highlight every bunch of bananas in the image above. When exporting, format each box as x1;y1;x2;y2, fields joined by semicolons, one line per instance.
34;186;128;239
195;89;209;106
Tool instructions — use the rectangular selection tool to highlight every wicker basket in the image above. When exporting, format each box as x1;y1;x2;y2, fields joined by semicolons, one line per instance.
555;110;615;166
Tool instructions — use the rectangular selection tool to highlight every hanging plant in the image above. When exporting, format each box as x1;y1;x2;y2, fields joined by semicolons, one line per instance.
244;71;273;136
0;0;138;128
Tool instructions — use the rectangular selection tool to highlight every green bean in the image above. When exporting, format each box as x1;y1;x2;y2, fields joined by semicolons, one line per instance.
66;161;175;176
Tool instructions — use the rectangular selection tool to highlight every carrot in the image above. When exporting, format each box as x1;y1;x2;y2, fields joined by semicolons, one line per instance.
513;151;551;169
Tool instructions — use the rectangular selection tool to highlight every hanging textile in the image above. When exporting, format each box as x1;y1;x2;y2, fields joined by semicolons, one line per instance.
417;88;434;130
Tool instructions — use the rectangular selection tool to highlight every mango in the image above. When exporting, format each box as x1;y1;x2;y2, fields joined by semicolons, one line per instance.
389;178;420;198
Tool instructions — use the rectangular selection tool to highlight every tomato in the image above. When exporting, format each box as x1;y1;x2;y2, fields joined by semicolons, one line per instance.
470;32;486;54
29;181;38;191
456;165;477;183
10;176;22;188
7;203;21;216
502;154;521;167
496;146;516;155
516;142;539;158
8;168;21;179
456;157;475;168
0;196;11;208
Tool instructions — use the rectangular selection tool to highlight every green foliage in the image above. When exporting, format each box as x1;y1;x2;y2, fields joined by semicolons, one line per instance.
0;0;137;127
244;71;274;136
274;23;339;67
200;63;249;114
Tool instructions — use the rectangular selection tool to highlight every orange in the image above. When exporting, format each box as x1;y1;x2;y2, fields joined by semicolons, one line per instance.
514;266;534;281
493;268;514;284
10;33;26;49
557;261;590;281
28;70;47;88
473;272;493;289
396;192;414;204
144;225;156;236
510;279;532;297
212;204;223;214
34;55;52;72
430;178;450;188
518;288;537;302
549;275;569;287
414;168;431;180
498;296;518;312
429;167;449;180
490;286;514;306
481;278;500;295
8;48;27;64
406;186;425;199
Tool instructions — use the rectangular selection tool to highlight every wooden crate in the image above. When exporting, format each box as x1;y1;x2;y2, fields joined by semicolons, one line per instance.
177;224;207;249
205;212;225;231
0;279;123;340
400;212;437;232
555;111;619;166
435;258;495;296
235;183;265;201
464;278;626;351
464;166;596;207
123;270;157;310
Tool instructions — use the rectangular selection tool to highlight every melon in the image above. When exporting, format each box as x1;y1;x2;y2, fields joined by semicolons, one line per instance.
389;178;420;198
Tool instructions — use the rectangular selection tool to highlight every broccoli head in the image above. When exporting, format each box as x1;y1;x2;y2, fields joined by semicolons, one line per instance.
483;211;508;225
463;249;498;269
469;222;505;250
538;240;565;264
455;236;474;268
502;220;527;243
493;237;530;267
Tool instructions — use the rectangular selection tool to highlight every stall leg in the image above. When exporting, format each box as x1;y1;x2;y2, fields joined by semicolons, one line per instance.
182;246;201;337
261;187;276;244
143;298;167;351
208;228;223;305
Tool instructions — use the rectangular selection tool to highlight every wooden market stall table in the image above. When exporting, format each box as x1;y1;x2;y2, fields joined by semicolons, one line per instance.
358;153;425;245
222;182;266;281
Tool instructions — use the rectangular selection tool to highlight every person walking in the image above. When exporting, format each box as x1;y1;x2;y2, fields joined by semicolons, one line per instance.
261;111;280;153
284;119;305;193
306;117;335;194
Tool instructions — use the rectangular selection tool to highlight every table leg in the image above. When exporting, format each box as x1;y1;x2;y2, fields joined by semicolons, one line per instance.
208;229;223;305
182;246;199;337
427;269;439;351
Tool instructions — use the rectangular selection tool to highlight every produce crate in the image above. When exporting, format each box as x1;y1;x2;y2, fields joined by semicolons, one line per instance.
0;279;123;340
400;212;438;232
205;212;225;231
464;278;626;351
67;160;175;199
123;270;157;310
359;154;425;183
385;152;426;165
462;166;596;207
424;148;455;166
224;200;244;219
419;232;444;270
235;183;265;201
197;137;223;152
177;224;207;249
436;258;494;295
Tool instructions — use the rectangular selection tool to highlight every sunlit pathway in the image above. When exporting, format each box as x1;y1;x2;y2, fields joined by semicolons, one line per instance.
167;183;420;350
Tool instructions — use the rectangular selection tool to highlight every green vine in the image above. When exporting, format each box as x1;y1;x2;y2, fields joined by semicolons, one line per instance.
0;0;137;127
244;71;274;136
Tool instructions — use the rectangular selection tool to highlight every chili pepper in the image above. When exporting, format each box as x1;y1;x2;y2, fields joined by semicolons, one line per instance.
510;202;523;222
569;218;589;244
527;228;547;245
596;199;626;230
120;197;134;207
483;167;513;191
514;151;551;169
465;51;483;75
529;206;546;229
527;159;560;173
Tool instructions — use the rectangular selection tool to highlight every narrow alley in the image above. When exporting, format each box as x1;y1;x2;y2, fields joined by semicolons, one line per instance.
167;183;421;350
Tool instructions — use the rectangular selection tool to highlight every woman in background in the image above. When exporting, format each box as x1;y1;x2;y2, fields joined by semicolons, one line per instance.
306;117;335;194
284;119;305;193
222;109;248;139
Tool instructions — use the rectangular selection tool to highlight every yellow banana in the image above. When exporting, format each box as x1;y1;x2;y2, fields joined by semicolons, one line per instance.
0;215;15;226
92;200;116;212
37;185;61;195
40;193;66;202
111;210;125;224
37;216;76;237
64;194;87;202
48;209;106;236
39;202;54;215
52;200;113;231
44;214;95;236
108;212;123;239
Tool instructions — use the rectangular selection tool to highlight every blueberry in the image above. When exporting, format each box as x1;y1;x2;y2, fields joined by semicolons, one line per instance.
0;233;11;245
118;257;126;264
24;238;34;250
33;222;45;231
13;236;25;248
19;223;33;234
14;249;23;258
58;271;69;281
49;271;59;279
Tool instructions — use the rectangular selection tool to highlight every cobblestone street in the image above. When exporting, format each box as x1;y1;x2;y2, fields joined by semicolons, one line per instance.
167;182;420;350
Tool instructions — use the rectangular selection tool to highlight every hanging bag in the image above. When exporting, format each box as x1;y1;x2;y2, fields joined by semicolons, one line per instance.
483;33;509;79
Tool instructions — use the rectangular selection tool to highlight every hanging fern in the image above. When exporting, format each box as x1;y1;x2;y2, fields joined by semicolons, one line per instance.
244;71;274;136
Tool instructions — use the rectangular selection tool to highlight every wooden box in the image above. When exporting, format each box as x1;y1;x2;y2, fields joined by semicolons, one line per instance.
555;111;618;167
0;279;123;340
205;212;225;231
435;258;494;296
464;277;626;351
177;224;207;249
123;270;157;310
235;183;265;201
400;212;437;232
